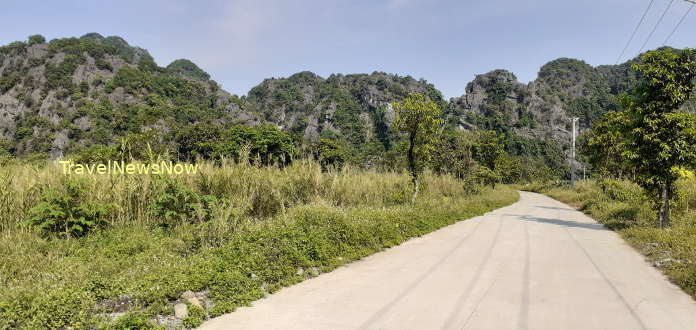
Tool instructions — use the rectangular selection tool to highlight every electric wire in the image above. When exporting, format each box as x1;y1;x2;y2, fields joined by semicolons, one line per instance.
638;0;676;53
616;0;656;64
663;2;695;45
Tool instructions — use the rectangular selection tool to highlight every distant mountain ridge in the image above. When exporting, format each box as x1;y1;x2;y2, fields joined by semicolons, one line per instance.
0;33;680;160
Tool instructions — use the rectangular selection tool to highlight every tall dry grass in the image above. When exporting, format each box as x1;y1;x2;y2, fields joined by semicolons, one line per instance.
0;159;469;232
0;159;518;329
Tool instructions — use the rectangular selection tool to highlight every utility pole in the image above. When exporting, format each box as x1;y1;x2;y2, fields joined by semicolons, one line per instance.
571;117;579;185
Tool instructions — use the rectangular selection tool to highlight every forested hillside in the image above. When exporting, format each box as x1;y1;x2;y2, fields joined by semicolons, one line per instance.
0;33;678;180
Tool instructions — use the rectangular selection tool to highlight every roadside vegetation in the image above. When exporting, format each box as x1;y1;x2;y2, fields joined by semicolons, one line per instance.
528;47;696;301
0;158;518;329
527;178;696;300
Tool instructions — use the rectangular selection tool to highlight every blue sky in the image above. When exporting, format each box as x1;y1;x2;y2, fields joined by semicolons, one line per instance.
2;0;695;98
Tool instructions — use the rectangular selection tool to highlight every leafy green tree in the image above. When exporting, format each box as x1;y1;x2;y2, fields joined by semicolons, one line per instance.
582;111;632;178
392;93;443;201
431;130;476;179
619;48;696;227
312;138;348;170
27;34;46;46
471;130;504;171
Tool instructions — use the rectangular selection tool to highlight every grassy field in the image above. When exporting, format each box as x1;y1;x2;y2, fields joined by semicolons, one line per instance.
0;160;518;329
527;179;696;300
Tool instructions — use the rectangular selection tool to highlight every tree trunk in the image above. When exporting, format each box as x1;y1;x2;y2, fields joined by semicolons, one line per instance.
408;133;418;202
658;185;671;228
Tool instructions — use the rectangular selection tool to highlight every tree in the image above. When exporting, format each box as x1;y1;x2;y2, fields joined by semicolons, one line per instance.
312;138;348;170
392;93;443;201
619;48;696;227
583;111;632;179
27;34;45;46
431;130;476;179
471;130;504;171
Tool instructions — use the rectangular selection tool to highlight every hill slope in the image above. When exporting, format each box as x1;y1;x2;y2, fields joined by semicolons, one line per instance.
0;33;676;166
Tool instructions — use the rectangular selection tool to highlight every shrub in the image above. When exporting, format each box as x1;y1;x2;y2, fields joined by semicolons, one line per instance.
108;312;155;329
27;34;46;46
313;139;348;170
248;181;284;218
182;304;206;328
26;179;112;238
72;144;122;164
149;180;218;228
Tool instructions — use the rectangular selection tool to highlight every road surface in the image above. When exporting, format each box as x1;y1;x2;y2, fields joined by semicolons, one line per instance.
200;191;696;330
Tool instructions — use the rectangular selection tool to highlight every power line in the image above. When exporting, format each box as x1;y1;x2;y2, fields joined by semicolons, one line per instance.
616;0;656;64
638;0;676;54
663;2;695;45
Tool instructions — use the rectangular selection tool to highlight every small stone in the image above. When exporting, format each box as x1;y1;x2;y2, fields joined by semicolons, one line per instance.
189;297;203;309
296;267;304;276
250;273;258;279
654;258;680;267
174;303;188;319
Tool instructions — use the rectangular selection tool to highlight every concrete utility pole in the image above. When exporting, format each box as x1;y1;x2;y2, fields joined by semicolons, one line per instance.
571;117;579;184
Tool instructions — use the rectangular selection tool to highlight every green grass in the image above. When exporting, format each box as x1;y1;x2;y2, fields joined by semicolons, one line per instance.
533;179;696;300
0;160;518;329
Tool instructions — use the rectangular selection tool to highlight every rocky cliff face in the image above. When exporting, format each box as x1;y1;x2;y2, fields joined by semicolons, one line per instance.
0;33;238;158
0;33;678;160
243;71;445;147
447;58;642;154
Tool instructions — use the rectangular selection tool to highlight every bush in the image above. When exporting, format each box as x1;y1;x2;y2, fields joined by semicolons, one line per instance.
248;181;284;218
182;304;206;328
108;312;155;329
26;179;112;238
313;138;348;170
72;144;122;164
149;180;218;228
27;34;46;46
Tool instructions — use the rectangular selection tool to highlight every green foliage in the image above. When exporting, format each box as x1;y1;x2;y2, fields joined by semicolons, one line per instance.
467;165;501;188
48;37;118;61
27;34;46;46
0;159;519;328
149;180;219;228
72;144;122;164
166;59;210;80
119;129;171;161
182;304;206;328
0;41;27;55
503;133;568;180
109;66;215;109
543;178;696;299
0;71;21;93
583;111;632;178
392;93;443;187
45;54;83;91
26;179;112;238
430;130;476;179
108;312;156;329
312;138;348;170
471;130;504;170
612;48;696;226
176;124;298;164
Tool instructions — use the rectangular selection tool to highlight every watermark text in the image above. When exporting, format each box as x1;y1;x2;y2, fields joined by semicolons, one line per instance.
59;161;198;175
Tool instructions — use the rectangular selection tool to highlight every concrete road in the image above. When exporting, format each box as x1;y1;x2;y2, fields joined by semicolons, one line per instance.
200;192;696;330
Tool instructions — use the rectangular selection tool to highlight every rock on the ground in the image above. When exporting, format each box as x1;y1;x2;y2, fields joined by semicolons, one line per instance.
174;303;188;319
